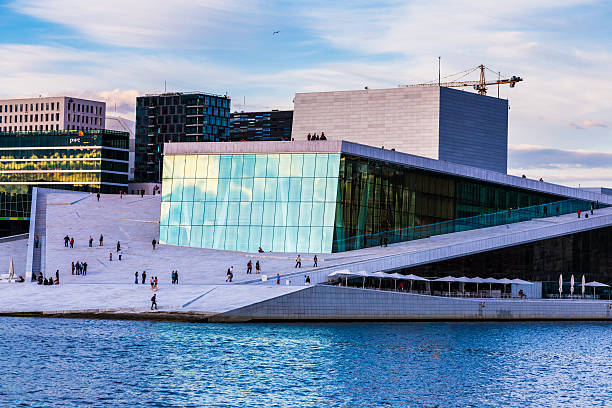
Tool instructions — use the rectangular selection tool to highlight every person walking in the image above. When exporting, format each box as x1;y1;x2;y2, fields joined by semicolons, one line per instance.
99;234;104;246
154;276;158;290
175;270;179;284
306;275;311;284
152;238;157;250
313;255;318;267
116;241;121;253
70;237;74;248
171;270;175;284
96;192;100;202
295;255;301;268
276;273;280;285
150;277;154;290
230;266;234;276
71;261;75;275
83;262;87;276
64;235;69;247
109;252;113;261
89;235;93;247
247;260;252;274
256;261;261;274
150;293;158;310
135;271;139;284
142;270;146;284
578;209;581;218
34;235;39;248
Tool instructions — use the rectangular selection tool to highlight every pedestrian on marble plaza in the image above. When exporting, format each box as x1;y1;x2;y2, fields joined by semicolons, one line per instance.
64;235;70;247
48;276;54;285
70;237;74;248
295;254;301;268
99;234;104;246
247;260;252;274
175;270;179;284
83;262;87;276
256;260;261;274
141;190;145;198
96;192;100;202
135;271;139;284
306;275;311;285
116;241;121;253
109;252;113;261
313;255;318;267
71;262;75;275
37;274;42;285
34;235;39;249
276;273;280;285
226;268;232;282
230;266;234;276
150;277;154;290
56;270;59;282
142;270;147;284
154;276;158;289
152;238;157;250
578;209;581;218
304;275;308;285
591;202;594;215
89;235;93;247
171;270;175;284
150;293;157;310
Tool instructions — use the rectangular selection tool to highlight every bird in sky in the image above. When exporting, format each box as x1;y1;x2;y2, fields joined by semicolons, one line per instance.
273;30;280;35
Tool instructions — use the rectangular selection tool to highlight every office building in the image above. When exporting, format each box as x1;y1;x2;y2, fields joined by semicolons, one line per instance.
230;110;293;141
0;129;129;236
134;92;231;183
106;116;135;181
291;87;508;173
0;96;105;132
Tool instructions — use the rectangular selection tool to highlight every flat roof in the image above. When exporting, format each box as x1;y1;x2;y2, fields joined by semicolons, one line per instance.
164;140;612;205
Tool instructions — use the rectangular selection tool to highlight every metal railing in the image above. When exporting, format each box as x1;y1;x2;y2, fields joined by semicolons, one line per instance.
333;198;598;252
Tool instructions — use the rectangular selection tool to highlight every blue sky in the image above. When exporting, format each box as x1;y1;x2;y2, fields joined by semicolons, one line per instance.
1;0;612;186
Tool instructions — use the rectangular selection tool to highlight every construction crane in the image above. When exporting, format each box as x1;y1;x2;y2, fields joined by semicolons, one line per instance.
401;64;523;96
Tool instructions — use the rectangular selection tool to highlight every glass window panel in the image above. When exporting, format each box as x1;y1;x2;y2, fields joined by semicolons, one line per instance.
266;154;279;177
279;154;291;177
263;202;276;225
160;202;170;225
178;226;190;246
325;177;339;202
243;155;256;177
264;178;277;201
241;178;253;201
202;226;214;248
313;178;326;201
272;227;285;252
163;155;174;179
162;179;172;202
195;155;209;178
207;155;219;178
169;202;181;225
229;178;242;201
253;178;265;201
180;202;193;225
274;202;287;226
239;202;252;224
190;225;203;247
254;155;267;177
287;202;300;226
297;226;310;252
299;202;312;225
324;202;336;226
225;226;238;250
227;202;240;225
311;202;324;226
215;201;228;225
213;226;225;249
290;154;303;176
173;155;185;178
261;226;273;251
184;155;197;178
322;227;334;253
302;154;316;177
251;202;263;224
327;154;340;177
204;202;216;225
301;178;314;200
205;179;218;201
231;155;243;178
159;225;168;244
167;226;179;245
277;178;289;201
249;226;261;251
289;178;302;201
314;154;328;177
182;179;195;201
217;179;230;201
219;155;232;178
285;227;298;252
236;226;249;252
309;227;323;253
194;179;207;201
192;201;205;225
170;178;183;201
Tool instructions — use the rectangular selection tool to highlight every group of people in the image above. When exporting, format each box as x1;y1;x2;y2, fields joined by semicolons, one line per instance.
71;261;88;275
307;132;327;141
245;260;261;274
36;270;60;285
171;270;179;284
295;254;318;268
134;270;147;284
63;235;75;248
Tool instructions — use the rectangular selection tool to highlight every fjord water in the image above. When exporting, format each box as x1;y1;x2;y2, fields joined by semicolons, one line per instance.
1;318;610;407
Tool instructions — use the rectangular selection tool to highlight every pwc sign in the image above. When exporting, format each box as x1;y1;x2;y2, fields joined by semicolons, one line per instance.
69;130;85;143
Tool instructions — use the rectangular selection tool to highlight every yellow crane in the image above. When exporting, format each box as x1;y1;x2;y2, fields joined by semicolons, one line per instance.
402;64;523;96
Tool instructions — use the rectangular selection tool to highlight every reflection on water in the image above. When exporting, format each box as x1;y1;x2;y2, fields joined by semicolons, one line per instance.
1;318;610;407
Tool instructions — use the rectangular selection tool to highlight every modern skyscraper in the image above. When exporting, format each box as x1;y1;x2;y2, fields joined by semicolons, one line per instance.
230;110;293;141
135;92;231;182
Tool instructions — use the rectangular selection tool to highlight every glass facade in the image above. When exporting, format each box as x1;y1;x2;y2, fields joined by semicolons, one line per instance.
160;153;340;253
230;110;293;142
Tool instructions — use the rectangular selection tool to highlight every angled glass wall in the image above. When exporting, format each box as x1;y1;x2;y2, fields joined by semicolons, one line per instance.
160;153;340;253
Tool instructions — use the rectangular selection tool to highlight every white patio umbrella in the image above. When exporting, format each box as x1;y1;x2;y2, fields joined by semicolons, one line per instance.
8;258;14;281
570;275;575;297
467;277;485;296
328;269;352;286
354;270;369;289
509;278;533;285
498;278;512;296
581;275;586;297
387;272;405;290
433;276;458;296
456;277;473;296
584;281;610;299
559;274;563;298
371;271;387;289
405;274;428;293
482;277;501;295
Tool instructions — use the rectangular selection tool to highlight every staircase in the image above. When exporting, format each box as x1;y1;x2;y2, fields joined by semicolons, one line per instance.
31;190;47;279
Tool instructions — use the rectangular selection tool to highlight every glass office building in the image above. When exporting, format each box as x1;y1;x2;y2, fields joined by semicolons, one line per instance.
0;129;129;236
160;141;595;253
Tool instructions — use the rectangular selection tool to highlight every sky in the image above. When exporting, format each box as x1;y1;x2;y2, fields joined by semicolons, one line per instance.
0;0;611;186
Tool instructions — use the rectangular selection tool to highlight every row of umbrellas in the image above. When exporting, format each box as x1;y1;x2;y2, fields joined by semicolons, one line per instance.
559;274;609;297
